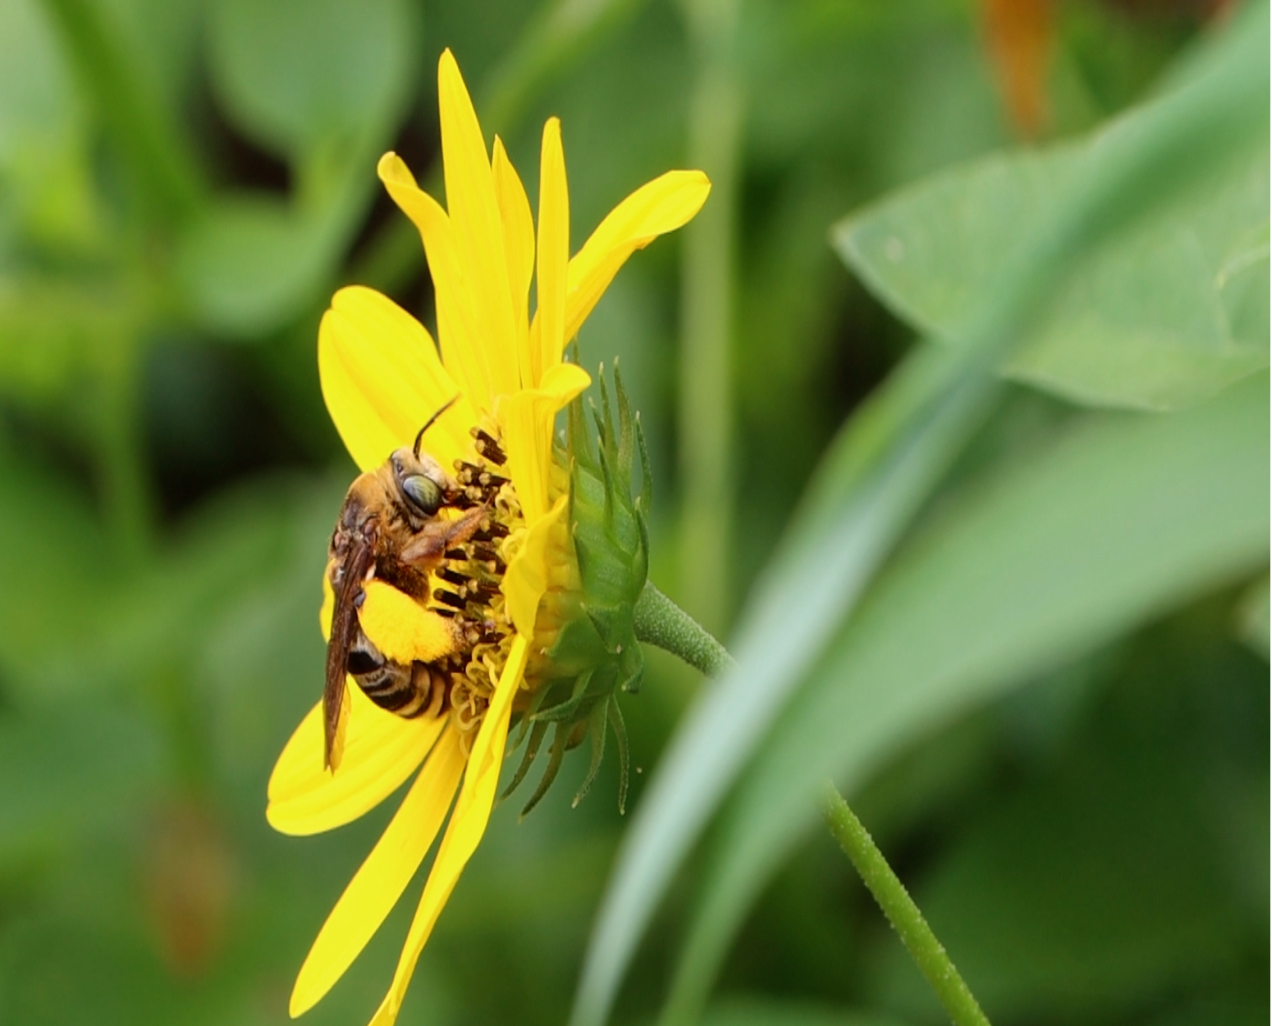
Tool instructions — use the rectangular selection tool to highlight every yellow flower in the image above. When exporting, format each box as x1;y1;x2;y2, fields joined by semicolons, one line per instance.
264;50;709;1025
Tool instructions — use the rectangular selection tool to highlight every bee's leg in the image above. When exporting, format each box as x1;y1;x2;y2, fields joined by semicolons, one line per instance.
400;506;488;567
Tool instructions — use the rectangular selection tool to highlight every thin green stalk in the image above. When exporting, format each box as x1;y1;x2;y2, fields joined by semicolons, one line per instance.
634;584;989;1026
96;332;153;565
824;787;992;1026
633;581;734;678
677;0;743;635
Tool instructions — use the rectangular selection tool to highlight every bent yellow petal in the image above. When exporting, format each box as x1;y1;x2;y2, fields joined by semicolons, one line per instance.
498;362;591;523
289;729;466;1017
564;169;711;346
378;153;493;412
504;494;569;639
319;576;335;642
359;580;462;665
267;691;443;836
319;286;476;472
535;117;569;387
368;635;530;1026
437;50;519;400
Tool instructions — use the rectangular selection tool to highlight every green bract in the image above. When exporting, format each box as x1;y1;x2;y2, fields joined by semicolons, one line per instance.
505;364;649;816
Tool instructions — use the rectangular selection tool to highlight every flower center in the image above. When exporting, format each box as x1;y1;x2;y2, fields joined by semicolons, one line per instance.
428;427;520;745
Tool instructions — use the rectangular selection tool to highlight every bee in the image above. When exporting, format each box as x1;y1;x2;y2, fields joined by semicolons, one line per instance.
323;399;509;770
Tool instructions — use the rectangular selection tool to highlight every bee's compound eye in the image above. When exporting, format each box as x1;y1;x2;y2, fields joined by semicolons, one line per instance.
401;474;443;516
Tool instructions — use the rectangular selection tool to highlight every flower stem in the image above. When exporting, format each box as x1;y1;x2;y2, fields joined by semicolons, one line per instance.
633;583;990;1026
633;581;735;678
823;785;992;1026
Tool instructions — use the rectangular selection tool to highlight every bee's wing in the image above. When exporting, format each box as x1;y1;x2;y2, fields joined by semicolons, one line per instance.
324;532;375;771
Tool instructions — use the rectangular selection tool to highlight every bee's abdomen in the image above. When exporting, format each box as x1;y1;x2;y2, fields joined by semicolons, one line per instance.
347;630;445;719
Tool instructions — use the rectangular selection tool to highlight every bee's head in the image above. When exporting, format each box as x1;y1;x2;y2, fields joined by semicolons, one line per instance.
390;397;461;519
390;448;447;519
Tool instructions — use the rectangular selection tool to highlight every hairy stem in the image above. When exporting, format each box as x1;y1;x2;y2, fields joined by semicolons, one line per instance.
632;581;735;678
632;582;990;1026
824;786;992;1026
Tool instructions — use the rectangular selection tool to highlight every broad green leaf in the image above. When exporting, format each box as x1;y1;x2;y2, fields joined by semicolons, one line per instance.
38;0;204;221
835;101;1269;411
0;0;99;249
0;0;78;156
665;375;1269;1021
195;0;415;334
571;13;1269;1025
176;193;346;338
94;0;200;111
207;0;415;162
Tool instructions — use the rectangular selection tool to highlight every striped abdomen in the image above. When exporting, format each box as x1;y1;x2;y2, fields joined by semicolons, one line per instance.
346;628;446;718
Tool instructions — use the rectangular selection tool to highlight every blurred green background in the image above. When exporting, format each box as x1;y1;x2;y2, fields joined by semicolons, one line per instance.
0;1;1266;1025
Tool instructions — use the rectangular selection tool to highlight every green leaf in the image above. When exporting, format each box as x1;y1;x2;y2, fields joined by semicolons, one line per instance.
207;0;415;162
0;0;100;249
835;98;1269;412
39;0;205;221
665;375;1269;1020
0;0;79;154
175;193;345;338
193;0;417;335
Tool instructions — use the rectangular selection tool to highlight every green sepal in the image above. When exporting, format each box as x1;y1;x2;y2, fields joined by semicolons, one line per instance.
506;360;649;815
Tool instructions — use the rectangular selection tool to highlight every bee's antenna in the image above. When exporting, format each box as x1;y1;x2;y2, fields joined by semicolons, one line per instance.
414;395;461;457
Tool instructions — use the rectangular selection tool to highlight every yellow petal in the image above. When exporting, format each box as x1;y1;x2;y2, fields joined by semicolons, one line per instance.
267;691;444;837
359;580;462;665
492;135;535;386
563;170;711;347
378;153;493;413
289;728;466;1017
497;362;591;523
534;117;569;387
319;575;335;642
437;50;520;399
504;494;569;639
367;635;530;1026
319;286;477;472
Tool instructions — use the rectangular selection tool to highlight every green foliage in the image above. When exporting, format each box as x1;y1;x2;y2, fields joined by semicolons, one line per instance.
664;374;1267;1022
207;0;416;161
0;1;1266;1025
574;6;1270;1026
835;114;1269;410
